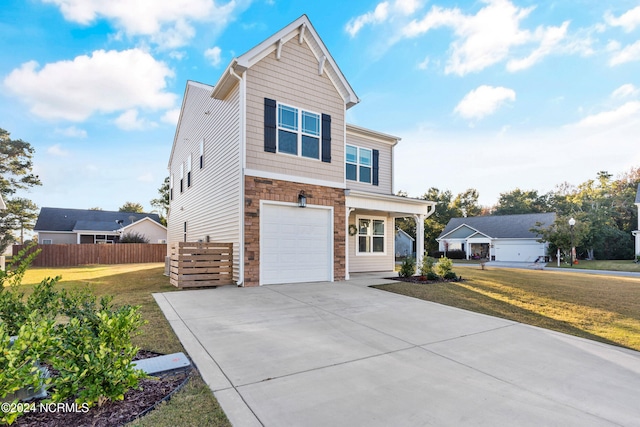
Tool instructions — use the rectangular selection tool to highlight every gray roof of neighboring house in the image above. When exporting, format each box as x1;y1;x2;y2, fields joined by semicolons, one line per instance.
636;183;640;204
34;207;162;232
438;212;557;240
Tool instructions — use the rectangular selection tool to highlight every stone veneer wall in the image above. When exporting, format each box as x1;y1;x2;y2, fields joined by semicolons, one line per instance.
244;176;346;286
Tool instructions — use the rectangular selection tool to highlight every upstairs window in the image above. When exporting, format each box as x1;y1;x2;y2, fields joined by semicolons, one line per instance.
346;145;372;184
180;163;184;193
277;103;320;160
187;155;192;188
199;140;204;169
170;175;174;200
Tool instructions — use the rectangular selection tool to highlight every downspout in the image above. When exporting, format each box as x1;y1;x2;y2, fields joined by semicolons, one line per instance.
229;61;245;286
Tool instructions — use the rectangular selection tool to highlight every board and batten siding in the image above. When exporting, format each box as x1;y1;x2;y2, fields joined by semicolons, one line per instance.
348;212;395;273
245;36;345;184
345;129;393;195
168;81;242;282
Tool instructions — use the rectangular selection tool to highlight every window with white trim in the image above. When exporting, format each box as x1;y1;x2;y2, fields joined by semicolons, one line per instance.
187;155;192;188
199;140;204;169
346;145;372;183
357;216;385;254
277;103;321;159
180;163;184;193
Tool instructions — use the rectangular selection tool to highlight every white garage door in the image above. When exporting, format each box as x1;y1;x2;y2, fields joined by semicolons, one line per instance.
494;240;544;262
261;204;332;285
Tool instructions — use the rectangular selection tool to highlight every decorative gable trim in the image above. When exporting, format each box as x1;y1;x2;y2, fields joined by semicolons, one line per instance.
212;15;359;108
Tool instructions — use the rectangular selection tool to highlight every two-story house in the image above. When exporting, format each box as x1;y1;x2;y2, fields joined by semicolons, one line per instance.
167;15;435;286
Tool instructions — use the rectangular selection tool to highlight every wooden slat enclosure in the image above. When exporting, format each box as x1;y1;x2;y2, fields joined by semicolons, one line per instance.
12;244;167;267
169;242;234;288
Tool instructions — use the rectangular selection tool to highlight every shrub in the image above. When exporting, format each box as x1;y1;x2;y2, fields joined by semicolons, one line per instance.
426;271;440;281
429;250;466;260
443;271;458;280
49;304;145;407
398;257;416;278
419;256;436;277
119;232;150;243
435;256;454;277
0;246;147;422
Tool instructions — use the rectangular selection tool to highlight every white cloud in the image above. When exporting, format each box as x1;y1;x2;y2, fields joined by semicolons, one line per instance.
507;21;569;71
3;49;176;121
454;85;516;120
605;6;640;33
574;101;640;127
612;84;639;99
161;108;181;125
402;0;568;75
47;143;69;157
204;46;222;67
345;0;422;37
346;2;390;37
609;40;640;66
115;109;157;130
55;126;87;138
417;56;430;70
42;0;240;48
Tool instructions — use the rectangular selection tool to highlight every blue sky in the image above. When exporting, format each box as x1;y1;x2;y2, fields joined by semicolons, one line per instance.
1;0;640;213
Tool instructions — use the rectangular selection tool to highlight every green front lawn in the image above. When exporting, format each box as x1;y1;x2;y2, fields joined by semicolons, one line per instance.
375;266;640;351
550;259;640;272
18;263;231;427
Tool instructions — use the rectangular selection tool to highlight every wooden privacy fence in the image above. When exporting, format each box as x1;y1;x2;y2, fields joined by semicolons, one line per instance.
12;244;167;267
169;242;234;288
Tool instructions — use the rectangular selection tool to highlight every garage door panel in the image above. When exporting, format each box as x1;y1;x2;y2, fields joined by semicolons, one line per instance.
261;204;332;285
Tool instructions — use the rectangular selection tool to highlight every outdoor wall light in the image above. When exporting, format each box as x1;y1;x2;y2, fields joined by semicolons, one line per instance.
298;191;307;208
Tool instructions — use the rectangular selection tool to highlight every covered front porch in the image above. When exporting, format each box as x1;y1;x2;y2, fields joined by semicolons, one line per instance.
345;190;435;279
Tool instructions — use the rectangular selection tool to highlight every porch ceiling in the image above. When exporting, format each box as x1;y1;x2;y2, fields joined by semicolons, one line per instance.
346;190;435;218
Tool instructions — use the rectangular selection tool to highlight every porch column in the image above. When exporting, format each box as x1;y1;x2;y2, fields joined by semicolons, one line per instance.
346;208;354;280
414;214;425;267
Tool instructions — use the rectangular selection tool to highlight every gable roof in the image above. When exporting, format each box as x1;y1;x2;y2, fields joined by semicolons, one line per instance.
395;228;415;242
212;15;359;108
438;212;557;240
35;207;162;233
636;183;640;204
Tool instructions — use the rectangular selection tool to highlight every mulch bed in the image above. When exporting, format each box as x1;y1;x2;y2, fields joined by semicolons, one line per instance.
14;350;191;427
388;276;463;284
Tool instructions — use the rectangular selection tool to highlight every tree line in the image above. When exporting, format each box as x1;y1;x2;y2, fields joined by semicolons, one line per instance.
398;168;640;260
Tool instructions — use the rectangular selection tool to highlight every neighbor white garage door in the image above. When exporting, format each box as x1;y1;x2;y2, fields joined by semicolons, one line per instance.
261;204;333;285
494;240;544;262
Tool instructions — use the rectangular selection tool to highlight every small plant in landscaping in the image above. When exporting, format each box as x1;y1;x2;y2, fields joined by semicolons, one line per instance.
398;257;416;278
435;256;454;277
419;256;436;277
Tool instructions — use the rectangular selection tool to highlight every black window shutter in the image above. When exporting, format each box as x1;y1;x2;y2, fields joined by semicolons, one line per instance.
372;149;379;186
321;114;331;163
264;98;277;153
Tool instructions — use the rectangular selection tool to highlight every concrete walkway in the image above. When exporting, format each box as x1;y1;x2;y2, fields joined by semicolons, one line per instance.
154;278;640;426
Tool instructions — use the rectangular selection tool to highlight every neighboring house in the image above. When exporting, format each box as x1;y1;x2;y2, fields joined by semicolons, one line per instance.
437;213;556;262
633;183;640;259
167;15;435;286
0;194;5;210
34;208;166;244
395;228;415;258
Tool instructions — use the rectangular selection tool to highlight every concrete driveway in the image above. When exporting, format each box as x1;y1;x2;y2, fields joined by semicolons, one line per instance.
154;277;640;426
